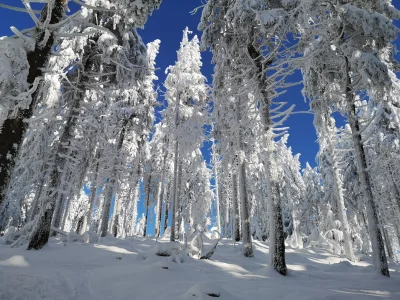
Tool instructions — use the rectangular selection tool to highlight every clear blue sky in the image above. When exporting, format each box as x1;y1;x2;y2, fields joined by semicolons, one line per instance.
1;1;399;235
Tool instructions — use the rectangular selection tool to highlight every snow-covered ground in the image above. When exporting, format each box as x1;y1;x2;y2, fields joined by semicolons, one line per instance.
0;237;399;300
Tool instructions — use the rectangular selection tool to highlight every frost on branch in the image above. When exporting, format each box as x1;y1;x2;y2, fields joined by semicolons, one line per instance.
0;37;33;127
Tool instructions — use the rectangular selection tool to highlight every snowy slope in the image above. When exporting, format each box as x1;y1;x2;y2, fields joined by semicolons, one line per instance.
0;237;399;300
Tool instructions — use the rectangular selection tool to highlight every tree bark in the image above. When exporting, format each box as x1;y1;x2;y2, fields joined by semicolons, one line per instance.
99;123;127;237
231;173;241;242
170;140;179;241
86;148;101;232
224;175;230;238
247;43;287;275
27;89;81;250
175;163;183;237
345;59;389;276
51;168;72;233
0;1;65;209
212;142;222;233
163;201;169;234
236;97;253;256
143;175;152;237
28;175;46;222
313;103;354;261
382;226;394;260
154;165;165;237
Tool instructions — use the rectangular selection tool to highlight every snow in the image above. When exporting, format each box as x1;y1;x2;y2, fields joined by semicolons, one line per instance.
0;237;399;300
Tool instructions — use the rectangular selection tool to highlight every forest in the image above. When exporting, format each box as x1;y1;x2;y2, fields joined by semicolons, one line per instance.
0;1;400;299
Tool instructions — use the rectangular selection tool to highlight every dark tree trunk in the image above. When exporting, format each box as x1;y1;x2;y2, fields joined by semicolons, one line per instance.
143;175;151;237
0;1;65;208
232;173;241;242
76;216;85;234
112;214;119;237
163;202;169;234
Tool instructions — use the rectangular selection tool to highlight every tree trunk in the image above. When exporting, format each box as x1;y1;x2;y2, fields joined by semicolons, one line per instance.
154;177;164;237
110;191;122;237
215;167;221;233
52;194;66;233
346;61;389;276
155;146;168;237
112;214;119;237
99;180;113;237
236;98;253;256
247;43;287;275
170;92;182;241
313;104;354;261
60;178;77;232
287;188;302;249
52;168;72;233
0;1;65;209
99;123;127;237
143;175;151;237
330;154;355;261
212;142;221;233
126;178;140;236
394;223;400;248
163;201;169;234
238;156;252;256
231;173;241;242
66;154;90;226
387;166;400;216
382;226;394;260
28;175;46;222
224;176;230;238
170;140;179;241
176;163;183;237
27;90;81;250
86;148;101;232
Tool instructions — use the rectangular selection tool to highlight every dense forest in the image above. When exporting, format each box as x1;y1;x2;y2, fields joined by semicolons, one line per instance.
0;2;400;296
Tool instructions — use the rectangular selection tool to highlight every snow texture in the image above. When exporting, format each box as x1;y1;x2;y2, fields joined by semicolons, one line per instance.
0;236;399;299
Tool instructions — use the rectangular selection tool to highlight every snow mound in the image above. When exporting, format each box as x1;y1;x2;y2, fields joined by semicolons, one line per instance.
82;231;100;243
3;221;34;247
0;255;29;267
160;227;171;240
326;260;372;273
153;241;181;257
67;232;85;243
3;226;17;245
182;283;239;300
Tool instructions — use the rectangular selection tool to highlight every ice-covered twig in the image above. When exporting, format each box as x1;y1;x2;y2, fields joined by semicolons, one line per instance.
0;3;41;14
71;0;122;12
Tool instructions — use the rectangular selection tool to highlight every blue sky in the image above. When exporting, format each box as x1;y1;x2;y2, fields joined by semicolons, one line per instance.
1;1;399;235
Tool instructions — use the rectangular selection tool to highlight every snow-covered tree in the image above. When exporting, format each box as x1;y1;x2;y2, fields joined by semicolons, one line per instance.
300;0;400;276
163;27;207;241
